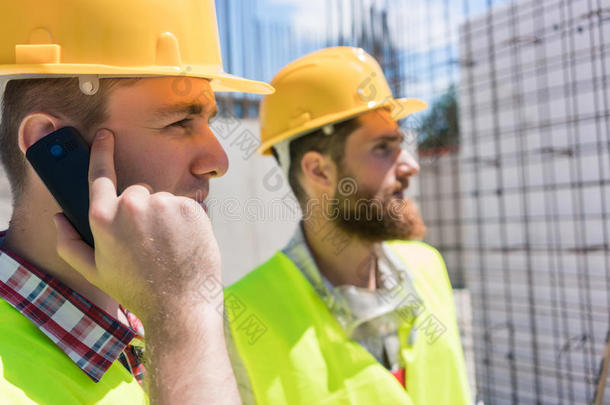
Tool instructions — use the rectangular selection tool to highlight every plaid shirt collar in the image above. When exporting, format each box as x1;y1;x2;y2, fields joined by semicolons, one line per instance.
0;232;144;383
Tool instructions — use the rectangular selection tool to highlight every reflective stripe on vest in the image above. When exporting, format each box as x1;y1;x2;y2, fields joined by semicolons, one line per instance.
226;240;471;405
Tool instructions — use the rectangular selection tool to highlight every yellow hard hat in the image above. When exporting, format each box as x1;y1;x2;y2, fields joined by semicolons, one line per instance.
258;47;426;155
0;0;273;95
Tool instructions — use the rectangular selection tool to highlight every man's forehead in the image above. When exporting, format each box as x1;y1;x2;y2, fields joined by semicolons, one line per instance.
146;77;217;115
151;100;218;119
361;109;398;127
351;110;400;140
108;76;217;115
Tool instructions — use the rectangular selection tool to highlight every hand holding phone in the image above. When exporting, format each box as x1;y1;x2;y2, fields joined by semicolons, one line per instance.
52;129;222;317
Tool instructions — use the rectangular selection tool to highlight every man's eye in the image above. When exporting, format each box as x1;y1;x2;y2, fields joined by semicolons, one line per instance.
168;118;192;128
374;143;390;151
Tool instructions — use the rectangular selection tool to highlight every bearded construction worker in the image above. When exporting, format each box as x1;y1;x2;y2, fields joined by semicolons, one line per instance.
0;0;273;403
226;47;471;404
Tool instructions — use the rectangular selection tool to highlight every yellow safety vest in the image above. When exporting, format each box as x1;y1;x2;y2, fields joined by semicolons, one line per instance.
226;241;471;404
0;299;148;404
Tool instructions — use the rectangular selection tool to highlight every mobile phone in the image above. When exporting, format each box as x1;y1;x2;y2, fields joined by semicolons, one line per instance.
26;127;94;247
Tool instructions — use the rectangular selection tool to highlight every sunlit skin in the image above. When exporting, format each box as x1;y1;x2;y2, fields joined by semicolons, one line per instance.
107;78;227;198
334;110;426;241
345;110;415;192
5;77;227;317
301;109;424;290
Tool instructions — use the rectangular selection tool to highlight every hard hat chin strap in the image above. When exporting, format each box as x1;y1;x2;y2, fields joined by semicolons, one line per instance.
274;139;292;180
0;78;7;123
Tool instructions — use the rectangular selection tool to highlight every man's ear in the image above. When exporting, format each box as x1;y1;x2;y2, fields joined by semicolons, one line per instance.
300;151;337;194
17;113;62;154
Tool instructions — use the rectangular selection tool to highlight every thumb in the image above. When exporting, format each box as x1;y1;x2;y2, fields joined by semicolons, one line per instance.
53;213;97;282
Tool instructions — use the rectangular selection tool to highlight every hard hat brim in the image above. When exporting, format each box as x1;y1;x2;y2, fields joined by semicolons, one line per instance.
392;97;428;121
208;71;274;95
258;97;427;155
0;64;274;95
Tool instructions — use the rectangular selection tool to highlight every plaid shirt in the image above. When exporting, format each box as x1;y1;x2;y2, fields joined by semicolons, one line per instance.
0;232;146;384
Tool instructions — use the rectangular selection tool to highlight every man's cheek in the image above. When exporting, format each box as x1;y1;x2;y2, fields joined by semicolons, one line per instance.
114;167;130;195
114;156;147;193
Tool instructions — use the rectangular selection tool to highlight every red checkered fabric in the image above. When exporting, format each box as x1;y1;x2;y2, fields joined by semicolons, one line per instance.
0;237;146;383
118;306;146;384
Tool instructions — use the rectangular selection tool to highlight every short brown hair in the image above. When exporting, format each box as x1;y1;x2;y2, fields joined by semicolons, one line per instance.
0;78;139;202
272;118;361;205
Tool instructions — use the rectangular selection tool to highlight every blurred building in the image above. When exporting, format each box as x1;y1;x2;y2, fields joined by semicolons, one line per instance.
459;0;609;402
214;0;327;117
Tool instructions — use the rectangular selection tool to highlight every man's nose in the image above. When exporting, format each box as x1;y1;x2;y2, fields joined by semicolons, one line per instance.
396;149;420;178
191;127;229;178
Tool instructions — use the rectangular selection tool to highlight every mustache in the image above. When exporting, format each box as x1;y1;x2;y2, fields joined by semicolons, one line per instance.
386;179;410;197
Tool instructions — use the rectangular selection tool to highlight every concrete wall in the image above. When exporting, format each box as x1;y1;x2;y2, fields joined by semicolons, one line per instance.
207;118;299;285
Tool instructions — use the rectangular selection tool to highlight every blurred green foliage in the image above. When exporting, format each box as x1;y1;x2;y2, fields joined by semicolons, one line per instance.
417;85;459;152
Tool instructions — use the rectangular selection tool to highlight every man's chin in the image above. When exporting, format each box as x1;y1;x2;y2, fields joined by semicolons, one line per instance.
386;218;427;241
333;216;427;243
387;198;427;240
333;200;427;242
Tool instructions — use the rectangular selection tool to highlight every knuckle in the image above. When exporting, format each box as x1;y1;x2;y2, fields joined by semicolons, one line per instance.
133;183;153;194
150;192;173;210
89;204;112;226
179;197;204;221
119;193;144;214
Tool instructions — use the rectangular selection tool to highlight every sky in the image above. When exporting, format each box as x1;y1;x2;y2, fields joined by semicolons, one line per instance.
215;0;515;101
258;0;513;43
252;0;516;64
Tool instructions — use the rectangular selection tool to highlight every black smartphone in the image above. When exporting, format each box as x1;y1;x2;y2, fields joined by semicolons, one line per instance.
26;127;94;247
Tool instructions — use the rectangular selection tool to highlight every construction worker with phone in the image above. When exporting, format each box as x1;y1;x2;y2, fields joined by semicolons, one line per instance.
0;1;272;403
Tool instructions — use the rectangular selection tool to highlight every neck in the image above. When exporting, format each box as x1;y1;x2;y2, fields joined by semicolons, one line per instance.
3;193;120;318
302;213;377;290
